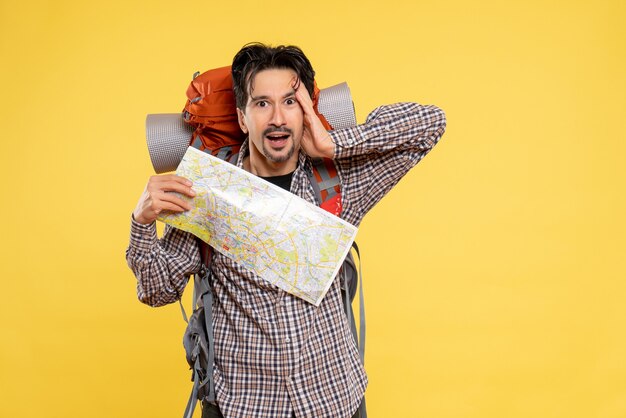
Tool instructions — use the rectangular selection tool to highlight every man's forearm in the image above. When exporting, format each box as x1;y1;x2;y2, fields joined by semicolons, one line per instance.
331;102;446;159
126;218;201;307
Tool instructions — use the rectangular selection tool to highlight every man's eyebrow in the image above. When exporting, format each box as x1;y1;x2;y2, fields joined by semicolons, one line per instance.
249;94;268;102
249;90;296;102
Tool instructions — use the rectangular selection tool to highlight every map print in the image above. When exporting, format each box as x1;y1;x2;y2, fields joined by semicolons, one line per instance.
158;146;358;306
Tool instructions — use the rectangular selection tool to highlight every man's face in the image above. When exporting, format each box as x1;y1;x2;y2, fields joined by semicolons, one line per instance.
237;68;304;174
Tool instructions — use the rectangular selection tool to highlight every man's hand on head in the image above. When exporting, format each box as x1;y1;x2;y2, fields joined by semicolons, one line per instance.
132;174;196;225
294;81;335;159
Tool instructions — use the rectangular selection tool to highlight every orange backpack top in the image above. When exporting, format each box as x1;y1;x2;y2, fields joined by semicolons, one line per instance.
183;66;332;157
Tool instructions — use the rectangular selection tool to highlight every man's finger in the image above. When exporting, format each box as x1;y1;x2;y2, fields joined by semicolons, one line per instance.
155;191;193;211
150;174;193;187
150;180;196;197
152;200;191;215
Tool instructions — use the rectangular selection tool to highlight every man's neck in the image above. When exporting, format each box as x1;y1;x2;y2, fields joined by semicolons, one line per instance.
244;146;299;177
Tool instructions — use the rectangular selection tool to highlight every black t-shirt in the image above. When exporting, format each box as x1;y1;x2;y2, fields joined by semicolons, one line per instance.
259;171;295;192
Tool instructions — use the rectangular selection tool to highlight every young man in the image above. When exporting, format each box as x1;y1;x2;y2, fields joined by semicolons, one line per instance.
127;43;446;418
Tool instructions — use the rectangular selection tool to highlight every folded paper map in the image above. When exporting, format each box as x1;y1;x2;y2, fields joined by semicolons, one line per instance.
157;147;358;306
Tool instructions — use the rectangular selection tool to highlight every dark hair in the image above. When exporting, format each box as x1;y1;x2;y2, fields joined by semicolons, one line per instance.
232;43;316;110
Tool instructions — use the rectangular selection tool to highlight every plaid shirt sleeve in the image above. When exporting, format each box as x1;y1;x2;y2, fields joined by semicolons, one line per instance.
330;102;447;226
126;217;202;306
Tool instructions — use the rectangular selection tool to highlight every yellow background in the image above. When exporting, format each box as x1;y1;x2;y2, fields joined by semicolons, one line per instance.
1;0;625;417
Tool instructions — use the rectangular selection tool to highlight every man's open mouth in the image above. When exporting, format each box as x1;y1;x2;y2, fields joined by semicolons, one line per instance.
264;129;292;148
266;133;290;141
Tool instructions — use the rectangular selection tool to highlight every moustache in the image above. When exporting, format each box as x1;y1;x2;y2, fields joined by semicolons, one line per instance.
263;127;293;136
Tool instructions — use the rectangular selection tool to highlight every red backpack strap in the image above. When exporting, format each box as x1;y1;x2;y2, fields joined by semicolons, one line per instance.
309;158;342;217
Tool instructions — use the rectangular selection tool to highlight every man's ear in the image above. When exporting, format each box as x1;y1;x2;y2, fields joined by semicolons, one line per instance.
236;108;248;134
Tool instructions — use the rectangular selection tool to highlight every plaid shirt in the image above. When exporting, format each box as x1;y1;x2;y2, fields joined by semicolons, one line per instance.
127;102;446;418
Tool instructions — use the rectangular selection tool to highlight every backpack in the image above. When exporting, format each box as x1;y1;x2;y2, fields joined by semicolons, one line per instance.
178;66;366;418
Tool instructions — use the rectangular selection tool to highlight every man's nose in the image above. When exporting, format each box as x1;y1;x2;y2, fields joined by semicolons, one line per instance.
270;105;286;126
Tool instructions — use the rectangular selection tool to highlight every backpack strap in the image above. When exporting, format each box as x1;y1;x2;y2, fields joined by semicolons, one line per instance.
311;158;340;199
309;158;342;216
309;158;340;198
307;159;366;364
351;242;366;363
177;241;212;323
196;241;213;303
201;286;215;399
198;242;215;398
182;241;216;418
183;274;216;418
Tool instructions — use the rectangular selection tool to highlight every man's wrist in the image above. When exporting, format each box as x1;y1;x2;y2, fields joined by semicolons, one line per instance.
131;212;154;227
129;213;158;251
319;132;336;159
